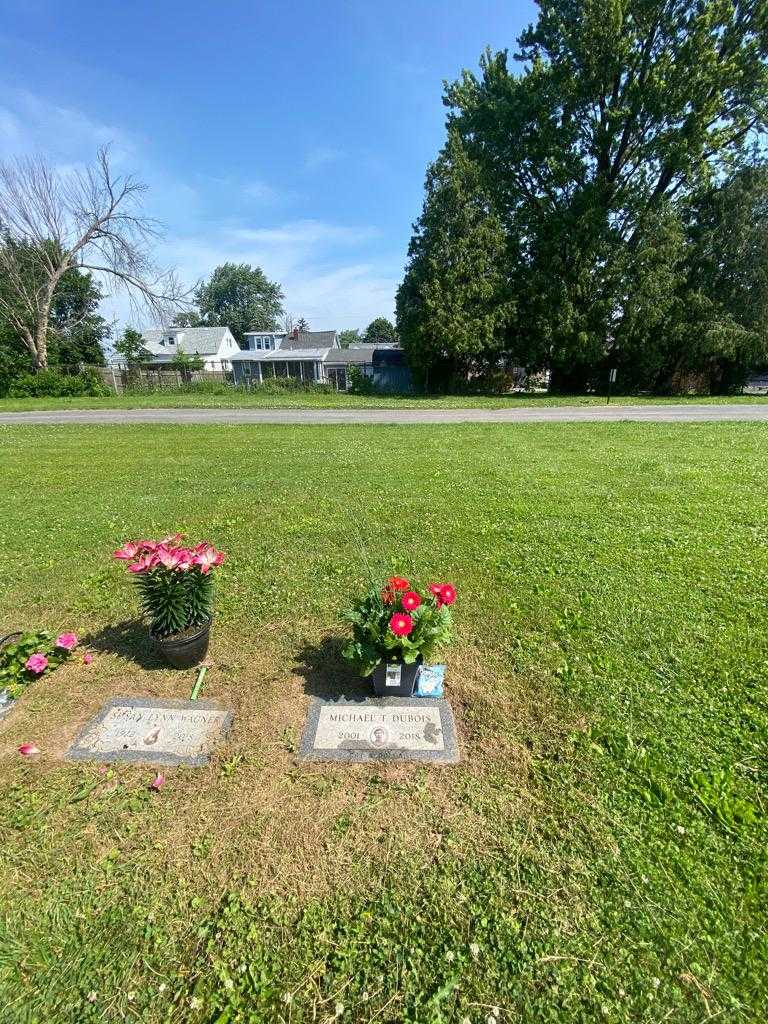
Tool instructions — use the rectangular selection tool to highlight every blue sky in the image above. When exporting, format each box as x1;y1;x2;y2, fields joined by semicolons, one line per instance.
0;0;535;332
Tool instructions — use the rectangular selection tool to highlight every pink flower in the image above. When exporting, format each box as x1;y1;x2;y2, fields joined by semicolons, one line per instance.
194;545;225;574
128;552;157;574
113;541;140;560
173;548;196;571
18;743;40;756
160;533;184;546
150;772;165;790
430;583;457;607
401;591;422;612
25;653;48;674
389;613;414;637
156;545;182;570
83;653;94;665
55;632;78;651
137;540;159;552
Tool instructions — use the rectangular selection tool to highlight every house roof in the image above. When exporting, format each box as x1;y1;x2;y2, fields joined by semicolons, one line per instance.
280;330;338;350
229;348;331;362
324;346;379;365
141;327;232;356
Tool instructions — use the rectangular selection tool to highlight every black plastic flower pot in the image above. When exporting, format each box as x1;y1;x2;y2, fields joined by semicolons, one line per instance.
372;658;421;697
150;618;211;670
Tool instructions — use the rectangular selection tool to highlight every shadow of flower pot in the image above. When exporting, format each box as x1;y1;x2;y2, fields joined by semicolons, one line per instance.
81;619;166;670
293;635;371;701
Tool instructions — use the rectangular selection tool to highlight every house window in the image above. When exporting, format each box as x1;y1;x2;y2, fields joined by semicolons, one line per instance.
256;338;263;350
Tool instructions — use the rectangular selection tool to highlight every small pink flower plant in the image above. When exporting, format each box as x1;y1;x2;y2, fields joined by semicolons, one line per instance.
1;630;79;699
114;534;226;639
25;653;49;674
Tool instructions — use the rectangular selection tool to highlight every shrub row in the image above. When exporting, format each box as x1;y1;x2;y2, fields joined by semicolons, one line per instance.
6;368;110;398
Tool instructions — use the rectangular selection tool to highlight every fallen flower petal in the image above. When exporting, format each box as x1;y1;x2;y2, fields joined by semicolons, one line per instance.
18;743;40;755
150;773;165;790
83;653;94;665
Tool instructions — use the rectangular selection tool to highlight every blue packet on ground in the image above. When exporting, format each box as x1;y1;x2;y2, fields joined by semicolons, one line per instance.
414;663;445;698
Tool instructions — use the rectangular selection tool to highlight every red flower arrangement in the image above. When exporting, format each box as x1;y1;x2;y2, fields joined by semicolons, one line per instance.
343;574;458;676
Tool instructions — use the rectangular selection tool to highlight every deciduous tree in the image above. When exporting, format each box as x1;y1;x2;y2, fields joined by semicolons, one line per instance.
192;264;284;346
0;147;183;370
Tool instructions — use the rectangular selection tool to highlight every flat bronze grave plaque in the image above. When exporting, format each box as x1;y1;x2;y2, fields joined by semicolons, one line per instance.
66;697;233;767
299;696;459;763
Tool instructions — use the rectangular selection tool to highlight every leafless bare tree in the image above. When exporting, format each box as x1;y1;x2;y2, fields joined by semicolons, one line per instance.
0;146;184;369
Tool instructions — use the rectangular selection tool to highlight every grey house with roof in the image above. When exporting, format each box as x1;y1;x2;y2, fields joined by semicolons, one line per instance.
229;327;409;390
136;326;240;370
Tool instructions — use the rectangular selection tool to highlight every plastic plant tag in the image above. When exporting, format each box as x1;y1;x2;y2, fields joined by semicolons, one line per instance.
385;663;402;688
415;664;445;698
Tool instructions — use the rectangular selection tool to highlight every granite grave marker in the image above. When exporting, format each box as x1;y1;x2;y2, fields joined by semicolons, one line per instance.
66;696;233;767
300;696;460;763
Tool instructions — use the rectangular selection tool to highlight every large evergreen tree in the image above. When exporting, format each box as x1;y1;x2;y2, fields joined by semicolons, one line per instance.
397;132;517;389
400;0;768;392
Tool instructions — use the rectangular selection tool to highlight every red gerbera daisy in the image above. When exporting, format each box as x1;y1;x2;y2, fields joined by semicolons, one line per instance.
439;583;457;606
401;590;422;612
389;613;413;637
387;576;410;592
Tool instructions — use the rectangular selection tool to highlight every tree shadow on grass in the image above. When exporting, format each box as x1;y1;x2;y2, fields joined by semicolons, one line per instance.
293;635;371;702
82;619;165;671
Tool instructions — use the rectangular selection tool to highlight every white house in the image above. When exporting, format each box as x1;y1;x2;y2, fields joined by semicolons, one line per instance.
229;328;410;390
138;326;240;370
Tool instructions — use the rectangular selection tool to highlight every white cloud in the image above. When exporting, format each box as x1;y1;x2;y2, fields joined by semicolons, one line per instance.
0;89;398;333
0;88;135;165
155;219;397;331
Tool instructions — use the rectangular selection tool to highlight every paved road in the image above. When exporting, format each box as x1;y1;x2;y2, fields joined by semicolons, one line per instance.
1;404;767;426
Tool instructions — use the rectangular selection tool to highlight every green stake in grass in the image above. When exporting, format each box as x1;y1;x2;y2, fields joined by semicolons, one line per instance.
190;665;207;701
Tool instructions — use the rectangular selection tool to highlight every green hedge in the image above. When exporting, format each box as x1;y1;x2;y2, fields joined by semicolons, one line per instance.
7;368;110;398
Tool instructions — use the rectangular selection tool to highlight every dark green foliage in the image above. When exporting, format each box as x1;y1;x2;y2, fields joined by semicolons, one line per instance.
294;316;310;332
347;364;377;395
0;247;109;380
48;267;109;367
337;328;361;348
7;368;109;398
397;130;517;389
114;327;151;366
132;567;214;638
250;377;334;395
400;1;768;392
190;263;285;346
363;317;396;343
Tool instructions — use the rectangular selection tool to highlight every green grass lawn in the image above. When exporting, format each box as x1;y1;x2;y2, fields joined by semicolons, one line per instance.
2;390;768;412
0;422;766;1023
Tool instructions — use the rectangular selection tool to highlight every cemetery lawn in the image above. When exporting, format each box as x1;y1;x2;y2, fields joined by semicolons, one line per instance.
0;421;766;1023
